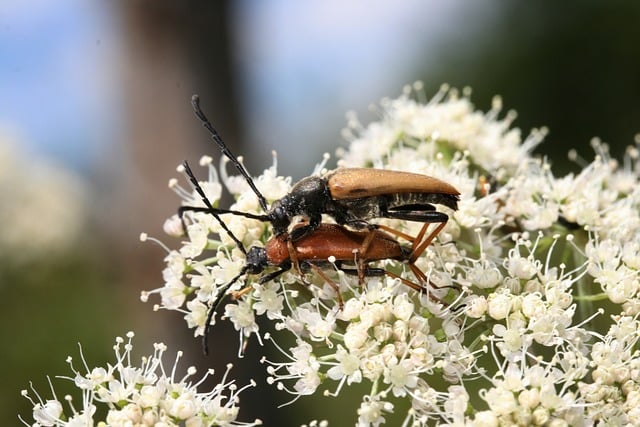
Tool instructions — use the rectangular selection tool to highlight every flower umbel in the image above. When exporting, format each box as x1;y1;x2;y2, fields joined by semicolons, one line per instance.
144;82;640;425
20;332;261;427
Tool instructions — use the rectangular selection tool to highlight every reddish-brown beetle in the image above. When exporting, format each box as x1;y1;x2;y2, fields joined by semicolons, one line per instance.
184;95;460;240
200;220;450;354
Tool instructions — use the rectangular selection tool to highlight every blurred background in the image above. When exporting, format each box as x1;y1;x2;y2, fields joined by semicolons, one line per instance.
2;1;640;424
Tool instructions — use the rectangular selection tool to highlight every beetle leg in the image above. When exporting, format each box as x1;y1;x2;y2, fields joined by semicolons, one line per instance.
408;262;460;292
287;213;323;242
259;264;292;284
286;238;303;276
411;222;430;250
383;270;423;292
307;264;344;308
354;230;381;286
338;266;386;277
360;228;379;253
370;223;417;243
289;223;314;241
357;253;365;286
384;269;448;305
385;209;449;223
231;285;253;300
409;221;447;264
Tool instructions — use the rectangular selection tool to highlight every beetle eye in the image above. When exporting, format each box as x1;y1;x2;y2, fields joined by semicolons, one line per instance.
269;204;289;233
269;205;283;222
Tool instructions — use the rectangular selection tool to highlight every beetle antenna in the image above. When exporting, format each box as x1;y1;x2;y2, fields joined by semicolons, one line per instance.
202;266;249;355
182;161;248;255
191;95;270;213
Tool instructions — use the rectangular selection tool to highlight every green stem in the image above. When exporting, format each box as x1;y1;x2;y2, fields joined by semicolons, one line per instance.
574;292;609;302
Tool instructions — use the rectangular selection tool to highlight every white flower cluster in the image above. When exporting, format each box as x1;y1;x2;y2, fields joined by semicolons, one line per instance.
145;83;640;425
21;332;261;427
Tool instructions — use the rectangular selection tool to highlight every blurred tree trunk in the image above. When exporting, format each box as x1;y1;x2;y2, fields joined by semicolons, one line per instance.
116;1;241;240
104;2;281;423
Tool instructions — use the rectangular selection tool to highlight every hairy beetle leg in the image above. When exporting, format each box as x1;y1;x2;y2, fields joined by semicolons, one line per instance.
308;264;344;309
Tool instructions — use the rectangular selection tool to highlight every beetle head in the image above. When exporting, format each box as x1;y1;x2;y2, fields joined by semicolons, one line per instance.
268;200;290;236
245;246;268;274
268;176;329;235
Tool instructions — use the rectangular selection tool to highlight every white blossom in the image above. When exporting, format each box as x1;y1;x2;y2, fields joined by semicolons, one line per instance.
20;333;261;427
141;83;640;425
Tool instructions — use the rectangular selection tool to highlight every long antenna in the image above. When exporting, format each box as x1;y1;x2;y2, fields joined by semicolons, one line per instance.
202;267;248;355
191;95;269;213
182;161;248;256
180;161;254;355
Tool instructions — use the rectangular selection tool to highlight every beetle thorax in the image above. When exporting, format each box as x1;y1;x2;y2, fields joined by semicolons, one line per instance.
265;235;290;266
270;176;330;232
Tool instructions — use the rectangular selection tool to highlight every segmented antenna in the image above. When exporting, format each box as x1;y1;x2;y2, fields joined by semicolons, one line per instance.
179;161;251;355
180;161;258;355
202;267;249;355
181;161;248;256
191;95;270;213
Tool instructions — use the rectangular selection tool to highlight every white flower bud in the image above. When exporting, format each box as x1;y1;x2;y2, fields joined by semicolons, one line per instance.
487;293;512;320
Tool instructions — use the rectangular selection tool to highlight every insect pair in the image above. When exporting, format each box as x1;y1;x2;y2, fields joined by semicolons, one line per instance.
181;95;460;354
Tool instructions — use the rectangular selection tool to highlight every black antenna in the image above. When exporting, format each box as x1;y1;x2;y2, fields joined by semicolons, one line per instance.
191;95;269;213
179;161;255;355
181;161;248;256
202;267;249;355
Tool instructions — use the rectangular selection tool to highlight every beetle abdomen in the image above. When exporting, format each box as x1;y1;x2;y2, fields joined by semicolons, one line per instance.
329;192;458;224
292;223;404;262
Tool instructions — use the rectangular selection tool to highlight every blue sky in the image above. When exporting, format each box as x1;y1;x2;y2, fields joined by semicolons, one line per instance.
0;0;119;170
0;1;490;174
231;0;493;176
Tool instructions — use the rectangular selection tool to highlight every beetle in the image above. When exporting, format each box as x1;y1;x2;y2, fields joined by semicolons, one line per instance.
187;95;460;240
184;163;454;354
200;221;450;354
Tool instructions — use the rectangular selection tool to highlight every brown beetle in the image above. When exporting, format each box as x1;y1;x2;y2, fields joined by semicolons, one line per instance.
200;220;450;354
184;95;460;240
